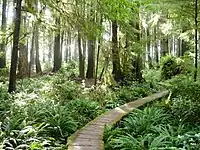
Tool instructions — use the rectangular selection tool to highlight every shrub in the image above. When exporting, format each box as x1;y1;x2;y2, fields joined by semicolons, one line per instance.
66;99;102;126
0;83;11;120
167;76;200;101
161;55;184;80
52;77;81;102
104;107;170;150
121;108;168;136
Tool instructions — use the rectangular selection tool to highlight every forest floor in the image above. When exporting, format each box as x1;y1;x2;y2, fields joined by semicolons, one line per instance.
1;65;199;149
0;67;164;149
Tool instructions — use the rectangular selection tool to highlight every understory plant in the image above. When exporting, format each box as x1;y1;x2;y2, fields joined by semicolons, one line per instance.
0;65;160;149
104;76;200;150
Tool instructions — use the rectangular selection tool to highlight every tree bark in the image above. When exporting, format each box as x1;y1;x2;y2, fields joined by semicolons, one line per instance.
18;43;28;78
194;0;198;81
86;40;95;79
154;26;159;64
8;0;22;93
35;0;42;74
133;21;143;82
95;38;101;85
78;31;85;78
112;20;122;81
0;0;7;68
35;23;42;74
147;27;153;69
29;24;35;77
161;38;168;56
52;17;62;72
48;36;52;62
68;32;72;62
18;14;28;78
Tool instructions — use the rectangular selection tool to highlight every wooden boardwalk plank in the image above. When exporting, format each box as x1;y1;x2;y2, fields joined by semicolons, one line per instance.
67;90;169;150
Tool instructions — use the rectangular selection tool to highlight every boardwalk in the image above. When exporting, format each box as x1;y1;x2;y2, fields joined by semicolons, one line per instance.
67;90;169;150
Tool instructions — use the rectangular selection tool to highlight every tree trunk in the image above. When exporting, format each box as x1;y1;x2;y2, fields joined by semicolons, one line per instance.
133;20;143;82
154;25;159;64
147;28;153;69
18;43;28;78
112;20;122;81
78;31;85;78
8;0;22;93
0;0;7;68
60;31;64;62
86;40;95;79
18;14;28;78
178;39;182;57
29;24;35;77
35;24;42;74
161;38;168;57
68;32;72;62
94;38;101;85
65;34;69;62
48;36;52;62
52;17;62;72
35;0;42;74
74;37;79;60
194;0;198;81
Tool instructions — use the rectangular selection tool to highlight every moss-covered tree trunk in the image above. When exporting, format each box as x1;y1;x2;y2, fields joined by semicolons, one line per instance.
112;20;122;81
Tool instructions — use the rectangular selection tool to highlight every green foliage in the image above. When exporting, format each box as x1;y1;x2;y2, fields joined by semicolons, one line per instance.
104;75;200;150
0;66;161;149
170;97;200;123
104;105;200;150
0;83;11;120
117;83;153;104
0;68;9;82
52;77;81;102
121;108;168;136
161;55;184;80
104;107;172;150
66;99;102;126
167;76;200;101
143;69;161;83
0;68;9;77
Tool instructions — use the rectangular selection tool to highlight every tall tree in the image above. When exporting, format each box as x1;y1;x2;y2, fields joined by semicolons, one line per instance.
52;17;61;72
112;20;122;81
35;0;42;74
86;39;95;79
8;0;22;93
194;0;198;81
35;23;42;74
78;31;85;78
29;24;35;77
0;0;7;68
18;15;28;78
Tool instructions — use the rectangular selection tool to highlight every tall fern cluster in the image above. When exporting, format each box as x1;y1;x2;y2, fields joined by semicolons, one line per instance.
104;76;200;150
0;66;159;149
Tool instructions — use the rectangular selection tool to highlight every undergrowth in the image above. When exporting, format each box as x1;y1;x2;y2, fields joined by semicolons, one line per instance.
0;65;160;149
104;76;200;150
